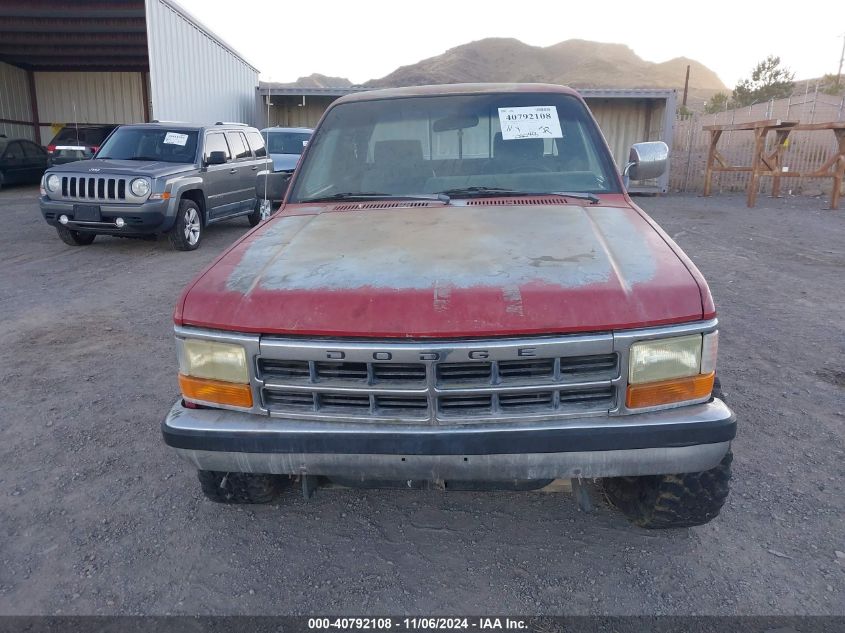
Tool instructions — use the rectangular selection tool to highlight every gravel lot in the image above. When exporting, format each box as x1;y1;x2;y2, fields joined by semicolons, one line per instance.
0;185;843;616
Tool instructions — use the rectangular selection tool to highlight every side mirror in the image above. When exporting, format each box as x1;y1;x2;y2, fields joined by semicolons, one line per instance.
256;170;291;200
624;141;668;182
205;150;227;166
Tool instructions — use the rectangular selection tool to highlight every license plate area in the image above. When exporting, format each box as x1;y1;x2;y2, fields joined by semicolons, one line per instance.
73;204;101;222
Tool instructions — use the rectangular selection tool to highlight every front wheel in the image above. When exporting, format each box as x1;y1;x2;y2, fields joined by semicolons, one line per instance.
56;225;96;246
603;451;732;529
197;470;289;504
168;199;203;251
247;199;273;227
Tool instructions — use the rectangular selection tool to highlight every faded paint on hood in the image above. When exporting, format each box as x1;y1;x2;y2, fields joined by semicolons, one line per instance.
179;204;705;337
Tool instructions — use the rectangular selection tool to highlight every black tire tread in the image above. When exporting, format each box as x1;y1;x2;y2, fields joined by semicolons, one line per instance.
169;199;202;251
197;470;287;504
603;451;732;529
56;225;96;246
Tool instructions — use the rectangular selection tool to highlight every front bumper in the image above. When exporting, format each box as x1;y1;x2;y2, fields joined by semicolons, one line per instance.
40;197;175;235
162;398;735;479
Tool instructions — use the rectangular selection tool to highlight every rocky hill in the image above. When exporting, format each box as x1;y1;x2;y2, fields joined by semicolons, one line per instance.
365;38;726;103
277;38;728;107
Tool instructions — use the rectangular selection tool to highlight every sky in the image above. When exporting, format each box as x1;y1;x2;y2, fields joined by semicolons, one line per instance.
176;0;843;88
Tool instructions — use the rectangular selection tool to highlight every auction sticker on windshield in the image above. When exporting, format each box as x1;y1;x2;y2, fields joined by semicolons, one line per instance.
498;106;562;140
163;132;189;146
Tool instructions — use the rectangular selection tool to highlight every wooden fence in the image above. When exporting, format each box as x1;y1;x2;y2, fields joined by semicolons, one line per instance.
670;95;845;195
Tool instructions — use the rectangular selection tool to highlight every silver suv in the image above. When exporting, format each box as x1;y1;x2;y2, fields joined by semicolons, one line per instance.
39;122;273;251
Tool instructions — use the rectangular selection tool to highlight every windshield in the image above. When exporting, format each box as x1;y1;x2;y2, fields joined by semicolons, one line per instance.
289;93;620;202
96;127;198;163
266;131;311;155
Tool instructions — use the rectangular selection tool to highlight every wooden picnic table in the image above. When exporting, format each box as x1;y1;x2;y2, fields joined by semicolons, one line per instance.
702;119;845;210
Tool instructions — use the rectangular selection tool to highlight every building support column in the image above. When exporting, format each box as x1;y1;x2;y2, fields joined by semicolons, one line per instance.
142;71;151;122
26;69;40;144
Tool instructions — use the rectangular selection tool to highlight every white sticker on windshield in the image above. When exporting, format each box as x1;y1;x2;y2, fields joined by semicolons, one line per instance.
498;106;563;140
163;132;189;146
302;140;308;147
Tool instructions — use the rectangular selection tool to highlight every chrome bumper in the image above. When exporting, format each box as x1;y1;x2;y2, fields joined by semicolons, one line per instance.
162;398;735;479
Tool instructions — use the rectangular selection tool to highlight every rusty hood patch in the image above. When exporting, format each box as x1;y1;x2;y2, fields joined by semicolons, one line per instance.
181;205;704;337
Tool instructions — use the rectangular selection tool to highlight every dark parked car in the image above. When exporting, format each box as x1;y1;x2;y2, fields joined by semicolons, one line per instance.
261;126;312;172
0;136;50;190
46;124;118;165
39;122;272;250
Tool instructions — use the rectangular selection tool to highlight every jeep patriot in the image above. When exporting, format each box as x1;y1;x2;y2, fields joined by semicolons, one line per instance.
39;122;273;250
162;84;735;528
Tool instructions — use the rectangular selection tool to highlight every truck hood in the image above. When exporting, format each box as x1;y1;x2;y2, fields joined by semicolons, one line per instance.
179;203;706;337
47;159;194;178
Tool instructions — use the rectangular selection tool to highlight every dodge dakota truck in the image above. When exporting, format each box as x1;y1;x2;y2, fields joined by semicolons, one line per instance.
162;84;735;528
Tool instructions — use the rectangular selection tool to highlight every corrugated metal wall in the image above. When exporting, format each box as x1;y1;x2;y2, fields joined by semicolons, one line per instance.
0;61;34;140
266;96;335;128
584;94;675;192
34;72;145;142
145;0;258;125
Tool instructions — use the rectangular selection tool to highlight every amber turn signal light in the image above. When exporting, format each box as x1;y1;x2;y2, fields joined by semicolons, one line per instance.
626;372;715;409
179;374;253;408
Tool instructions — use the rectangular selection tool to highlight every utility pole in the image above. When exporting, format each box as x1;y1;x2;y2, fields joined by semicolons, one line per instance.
682;64;690;107
838;34;845;87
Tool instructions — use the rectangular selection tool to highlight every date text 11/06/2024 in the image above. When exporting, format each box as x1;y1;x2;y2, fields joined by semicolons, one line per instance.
307;618;528;630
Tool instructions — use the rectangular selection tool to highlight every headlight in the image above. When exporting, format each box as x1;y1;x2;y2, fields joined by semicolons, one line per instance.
629;334;702;384
176;338;249;383
130;178;150;197
626;332;717;409
176;338;252;408
46;174;61;192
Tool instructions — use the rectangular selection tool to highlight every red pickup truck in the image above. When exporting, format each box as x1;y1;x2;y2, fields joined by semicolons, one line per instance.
162;84;735;528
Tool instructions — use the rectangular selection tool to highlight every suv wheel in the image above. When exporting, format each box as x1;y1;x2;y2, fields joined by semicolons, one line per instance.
603;451;732;529
247;199;273;227
56;225;96;246
197;470;289;504
169;199;203;251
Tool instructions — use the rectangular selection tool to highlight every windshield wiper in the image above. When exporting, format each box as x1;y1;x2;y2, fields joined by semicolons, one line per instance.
437;187;600;205
300;192;446;203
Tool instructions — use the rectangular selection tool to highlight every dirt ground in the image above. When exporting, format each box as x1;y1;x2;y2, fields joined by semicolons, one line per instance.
0;185;842;615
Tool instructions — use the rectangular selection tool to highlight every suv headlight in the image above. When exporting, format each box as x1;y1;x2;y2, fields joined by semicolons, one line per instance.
46;174;61;192
626;332;718;409
130;177;150;197
176;338;252;408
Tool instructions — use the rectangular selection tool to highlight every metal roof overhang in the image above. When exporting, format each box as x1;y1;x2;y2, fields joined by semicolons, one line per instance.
0;0;149;72
258;84;678;100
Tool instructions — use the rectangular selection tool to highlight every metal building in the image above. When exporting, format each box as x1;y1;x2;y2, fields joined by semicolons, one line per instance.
0;0;258;146
260;85;676;193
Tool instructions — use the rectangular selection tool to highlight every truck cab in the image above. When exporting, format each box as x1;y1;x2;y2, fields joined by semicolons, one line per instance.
162;84;735;528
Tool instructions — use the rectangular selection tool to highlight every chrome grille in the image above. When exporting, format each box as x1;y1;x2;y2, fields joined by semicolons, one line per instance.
256;335;620;424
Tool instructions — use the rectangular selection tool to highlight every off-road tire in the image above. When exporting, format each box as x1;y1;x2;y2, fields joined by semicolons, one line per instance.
197;470;288;504
168;199;203;251
247;199;272;227
56;225;96;246
603;451;732;529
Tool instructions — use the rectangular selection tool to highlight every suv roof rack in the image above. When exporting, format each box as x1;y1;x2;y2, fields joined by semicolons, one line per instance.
150;120;191;124
215;122;248;126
